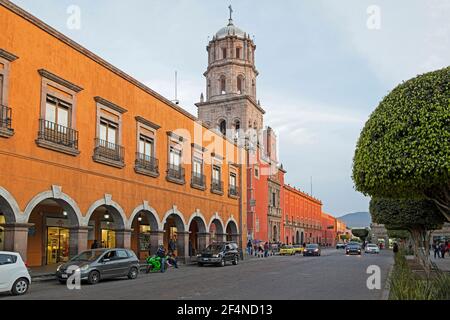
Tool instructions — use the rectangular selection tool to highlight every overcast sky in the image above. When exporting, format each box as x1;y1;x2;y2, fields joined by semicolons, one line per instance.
11;0;450;217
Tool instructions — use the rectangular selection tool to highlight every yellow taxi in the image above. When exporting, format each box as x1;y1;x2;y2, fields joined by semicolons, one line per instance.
279;245;296;256
293;245;304;254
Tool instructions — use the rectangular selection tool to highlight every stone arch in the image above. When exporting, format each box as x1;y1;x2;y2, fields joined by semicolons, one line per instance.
161;207;187;231
187;211;208;233
218;118;227;136
22;187;82;226
83;195;127;229
225;217;239;234
219;75;226;94
127;202;160;230
208;214;225;235
0;186;20;223
237;74;245;94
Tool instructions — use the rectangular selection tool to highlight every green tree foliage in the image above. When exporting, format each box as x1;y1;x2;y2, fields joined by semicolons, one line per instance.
370;197;445;272
387;229;410;240
351;228;369;242
353;67;450;221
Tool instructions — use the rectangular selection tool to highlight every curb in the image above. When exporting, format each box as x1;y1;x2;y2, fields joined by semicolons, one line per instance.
380;265;393;300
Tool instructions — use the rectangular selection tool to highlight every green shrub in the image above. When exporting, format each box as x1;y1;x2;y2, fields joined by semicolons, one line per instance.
389;250;450;300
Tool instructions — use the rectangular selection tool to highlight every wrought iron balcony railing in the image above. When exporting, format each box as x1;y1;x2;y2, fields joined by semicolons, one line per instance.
167;163;185;181
191;173;206;188
228;185;240;197
0;105;12;131
94;138;124;163
211;179;224;194
135;152;159;175
38;119;78;149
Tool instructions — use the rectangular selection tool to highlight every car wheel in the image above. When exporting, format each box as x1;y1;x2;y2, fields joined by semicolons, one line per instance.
58;279;67;285
11;278;29;296
198;262;204;267
219;258;225;267
88;270;100;285
128;267;138;280
232;256;238;265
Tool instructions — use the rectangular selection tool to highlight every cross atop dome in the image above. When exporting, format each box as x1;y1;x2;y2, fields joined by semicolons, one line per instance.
228;5;234;26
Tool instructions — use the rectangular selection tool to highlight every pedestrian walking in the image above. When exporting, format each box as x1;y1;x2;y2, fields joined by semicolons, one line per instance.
440;242;446;259
169;237;177;255
91;240;100;249
393;242;399;254
433;241;441;259
247;239;252;255
264;242;269;258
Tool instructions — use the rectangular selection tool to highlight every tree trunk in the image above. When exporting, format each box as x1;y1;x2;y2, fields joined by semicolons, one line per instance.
425;185;450;222
409;228;432;276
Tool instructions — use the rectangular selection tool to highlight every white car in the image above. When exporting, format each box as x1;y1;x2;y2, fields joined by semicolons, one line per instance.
365;244;380;254
0;251;31;295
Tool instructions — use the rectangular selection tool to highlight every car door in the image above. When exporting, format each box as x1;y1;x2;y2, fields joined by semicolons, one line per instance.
224;244;233;262
98;250;120;278
115;250;131;276
0;254;17;291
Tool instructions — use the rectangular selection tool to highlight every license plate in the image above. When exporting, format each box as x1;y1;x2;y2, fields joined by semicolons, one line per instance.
203;258;209;261
62;274;68;279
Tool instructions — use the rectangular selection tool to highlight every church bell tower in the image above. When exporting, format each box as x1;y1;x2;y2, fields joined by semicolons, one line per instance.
196;6;265;138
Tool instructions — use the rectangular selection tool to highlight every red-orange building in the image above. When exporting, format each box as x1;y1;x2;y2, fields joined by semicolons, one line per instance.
0;0;246;267
282;185;323;245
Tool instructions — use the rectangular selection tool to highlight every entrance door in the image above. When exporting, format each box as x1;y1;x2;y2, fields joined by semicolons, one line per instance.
46;227;69;264
101;229;116;248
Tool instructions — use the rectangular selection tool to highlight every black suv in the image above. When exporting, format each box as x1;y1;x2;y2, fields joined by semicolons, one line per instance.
197;242;239;267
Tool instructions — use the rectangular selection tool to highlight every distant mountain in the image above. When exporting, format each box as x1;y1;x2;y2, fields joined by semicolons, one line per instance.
338;212;371;229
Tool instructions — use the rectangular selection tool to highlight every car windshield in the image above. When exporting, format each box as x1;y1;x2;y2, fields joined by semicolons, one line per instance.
306;244;318;249
205;244;224;253
367;244;377;247
71;250;105;262
282;245;292;249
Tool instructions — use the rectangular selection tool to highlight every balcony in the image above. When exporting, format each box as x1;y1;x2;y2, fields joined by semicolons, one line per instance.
36;119;79;155
0;105;14;137
93;138;124;168
166;163;185;185
135;152;159;177
191;173;206;190
211;179;224;195
228;185;240;199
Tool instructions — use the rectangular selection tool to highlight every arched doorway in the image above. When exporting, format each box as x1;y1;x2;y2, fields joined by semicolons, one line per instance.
225;220;238;242
0;188;19;253
25;196;82;267
129;209;159;260
296;231;300;245
188;216;207;256
86;204;126;250
209;218;224;243
300;232;304;245
273;225;278;242
163;213;185;257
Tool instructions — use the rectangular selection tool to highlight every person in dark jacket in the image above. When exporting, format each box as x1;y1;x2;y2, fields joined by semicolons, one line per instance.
91;240;100;249
393;242;399;254
156;245;167;273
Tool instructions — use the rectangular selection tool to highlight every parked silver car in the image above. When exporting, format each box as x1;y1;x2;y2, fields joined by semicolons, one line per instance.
56;249;140;285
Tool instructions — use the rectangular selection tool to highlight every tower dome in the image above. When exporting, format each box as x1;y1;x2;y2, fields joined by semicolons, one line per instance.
215;5;247;39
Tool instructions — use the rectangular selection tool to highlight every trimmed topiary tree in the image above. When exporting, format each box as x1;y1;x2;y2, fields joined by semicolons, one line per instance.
370;197;445;272
353;67;450;221
351;228;369;243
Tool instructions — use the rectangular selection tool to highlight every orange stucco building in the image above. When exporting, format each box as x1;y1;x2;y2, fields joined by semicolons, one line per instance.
282;185;324;245
0;0;246;266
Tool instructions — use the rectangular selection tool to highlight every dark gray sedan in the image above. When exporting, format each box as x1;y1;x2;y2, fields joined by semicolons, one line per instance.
56;249;140;285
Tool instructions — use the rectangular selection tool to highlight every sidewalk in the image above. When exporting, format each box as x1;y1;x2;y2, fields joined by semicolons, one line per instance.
430;255;450;272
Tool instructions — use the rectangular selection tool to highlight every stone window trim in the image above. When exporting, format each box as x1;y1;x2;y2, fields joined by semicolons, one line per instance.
166;132;186;185
191;144;206;191
36;69;82;155
211;152;224;161
0;49;18;138
228;167;239;199
93;98;125;168
211;164;224;196
134;116;160;178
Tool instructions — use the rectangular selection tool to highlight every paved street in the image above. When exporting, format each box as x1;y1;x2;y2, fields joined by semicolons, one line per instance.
1;249;393;300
